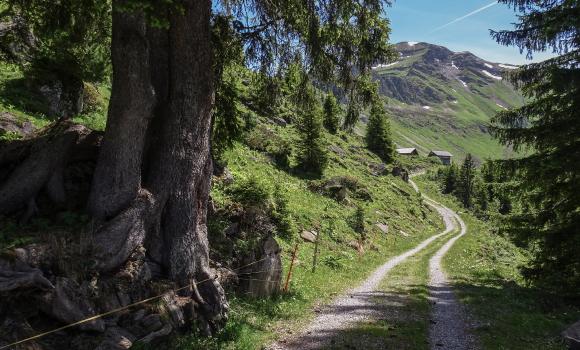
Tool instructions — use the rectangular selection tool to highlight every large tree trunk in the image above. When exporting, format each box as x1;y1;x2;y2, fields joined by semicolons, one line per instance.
90;0;227;333
88;4;155;220
0;0;227;339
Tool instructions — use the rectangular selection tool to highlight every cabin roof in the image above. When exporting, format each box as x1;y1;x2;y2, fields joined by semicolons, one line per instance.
396;148;418;154
429;150;453;157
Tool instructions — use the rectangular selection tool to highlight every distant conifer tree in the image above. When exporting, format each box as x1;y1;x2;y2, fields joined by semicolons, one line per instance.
456;154;475;208
323;93;341;134
365;100;395;163
442;164;459;194
296;82;328;175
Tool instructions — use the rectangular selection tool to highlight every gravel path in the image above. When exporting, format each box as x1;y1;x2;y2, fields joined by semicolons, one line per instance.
427;201;478;350
410;174;479;350
268;177;477;349
267;181;455;350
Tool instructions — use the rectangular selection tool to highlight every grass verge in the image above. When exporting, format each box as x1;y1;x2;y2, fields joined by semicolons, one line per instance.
413;175;580;350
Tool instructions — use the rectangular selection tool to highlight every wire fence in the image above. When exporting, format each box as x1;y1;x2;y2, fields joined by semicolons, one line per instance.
0;254;284;350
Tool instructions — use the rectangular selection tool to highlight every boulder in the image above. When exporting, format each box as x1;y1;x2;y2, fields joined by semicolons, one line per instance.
272;117;288;127
392;166;410;182
0;15;37;63
563;320;580;350
348;240;364;254
238;236;282;298
221;167;235;185
38;78;84;118
329;145;346;157
300;230;318;243
336;187;348;201
375;223;389;234
0;112;36;138
369;162;387;176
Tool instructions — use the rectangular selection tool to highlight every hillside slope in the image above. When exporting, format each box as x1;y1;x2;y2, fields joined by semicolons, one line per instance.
371;42;523;161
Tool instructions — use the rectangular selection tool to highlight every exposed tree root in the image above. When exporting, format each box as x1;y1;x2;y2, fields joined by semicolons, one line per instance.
91;189;154;272
0;121;100;216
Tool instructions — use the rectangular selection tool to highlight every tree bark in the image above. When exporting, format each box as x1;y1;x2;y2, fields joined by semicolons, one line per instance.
87;2;155;220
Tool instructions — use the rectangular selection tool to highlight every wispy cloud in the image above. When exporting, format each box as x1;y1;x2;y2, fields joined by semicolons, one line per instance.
431;1;498;33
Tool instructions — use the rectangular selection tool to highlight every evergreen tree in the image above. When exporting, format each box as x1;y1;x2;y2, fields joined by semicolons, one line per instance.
456;154;475;208
365;100;395;162
490;0;580;291
472;176;489;218
442;164;459;194
296;82;328;175
211;15;245;161
323;93;341;134
343;103;359;131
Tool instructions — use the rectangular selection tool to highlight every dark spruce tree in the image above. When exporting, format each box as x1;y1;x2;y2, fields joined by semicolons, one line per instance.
456;153;476;208
442;163;459;195
296;81;328;175
490;0;580;291
323;93;341;134
343;103;360;131
365;99;395;163
0;0;397;337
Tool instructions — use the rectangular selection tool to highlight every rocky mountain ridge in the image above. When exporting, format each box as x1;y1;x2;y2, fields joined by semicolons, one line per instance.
371;41;523;160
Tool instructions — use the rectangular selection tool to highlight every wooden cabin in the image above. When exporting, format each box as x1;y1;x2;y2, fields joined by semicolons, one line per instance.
396;148;419;156
428;150;453;165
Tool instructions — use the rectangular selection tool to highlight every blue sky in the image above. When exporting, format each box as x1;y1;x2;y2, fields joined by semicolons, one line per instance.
386;0;555;64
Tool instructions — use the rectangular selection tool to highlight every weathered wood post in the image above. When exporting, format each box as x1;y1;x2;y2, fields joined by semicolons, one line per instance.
283;243;299;293
312;230;320;273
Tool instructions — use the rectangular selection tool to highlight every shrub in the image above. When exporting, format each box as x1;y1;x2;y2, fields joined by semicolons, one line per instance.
82;82;105;113
245;124;293;168
350;205;366;239
228;176;271;209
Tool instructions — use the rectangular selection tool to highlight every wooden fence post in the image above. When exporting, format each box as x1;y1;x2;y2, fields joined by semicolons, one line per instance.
283;243;299;293
312;230;320;273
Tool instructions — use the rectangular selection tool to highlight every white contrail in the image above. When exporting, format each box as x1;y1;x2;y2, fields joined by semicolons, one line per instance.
431;1;498;33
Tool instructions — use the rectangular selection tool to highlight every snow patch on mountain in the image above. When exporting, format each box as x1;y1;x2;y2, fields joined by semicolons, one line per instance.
499;64;518;70
484;63;494;69
496;103;507;110
482;70;503;80
372;62;398;70
423;106;431;110
458;79;468;88
408;41;419;47
451;61;459;70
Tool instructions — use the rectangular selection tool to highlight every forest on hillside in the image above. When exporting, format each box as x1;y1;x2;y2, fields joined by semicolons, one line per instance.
0;0;578;349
